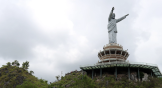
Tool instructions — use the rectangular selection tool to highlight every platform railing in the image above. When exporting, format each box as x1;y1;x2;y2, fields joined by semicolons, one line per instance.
80;61;158;67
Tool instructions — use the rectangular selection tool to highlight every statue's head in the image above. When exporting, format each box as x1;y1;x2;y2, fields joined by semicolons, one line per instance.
111;13;115;19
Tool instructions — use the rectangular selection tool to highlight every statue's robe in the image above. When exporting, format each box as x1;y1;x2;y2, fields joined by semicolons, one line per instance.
107;15;127;44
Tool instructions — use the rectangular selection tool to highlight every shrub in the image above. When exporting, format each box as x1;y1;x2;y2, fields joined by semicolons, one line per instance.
16;80;38;88
73;73;76;75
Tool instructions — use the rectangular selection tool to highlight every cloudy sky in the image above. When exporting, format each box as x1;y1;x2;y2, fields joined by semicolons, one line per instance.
0;0;162;83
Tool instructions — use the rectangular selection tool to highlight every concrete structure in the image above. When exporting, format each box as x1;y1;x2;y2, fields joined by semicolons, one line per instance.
80;43;162;80
80;7;162;81
98;43;129;62
80;61;162;81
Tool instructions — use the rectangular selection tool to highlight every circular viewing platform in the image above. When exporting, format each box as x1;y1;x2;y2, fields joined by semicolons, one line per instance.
98;43;129;62
80;61;162;78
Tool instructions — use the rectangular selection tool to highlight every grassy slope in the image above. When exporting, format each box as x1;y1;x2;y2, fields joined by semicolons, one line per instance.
51;72;162;88
51;72;97;88
0;65;49;88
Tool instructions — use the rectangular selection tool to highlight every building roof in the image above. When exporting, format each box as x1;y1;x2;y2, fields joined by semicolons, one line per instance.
80;61;162;77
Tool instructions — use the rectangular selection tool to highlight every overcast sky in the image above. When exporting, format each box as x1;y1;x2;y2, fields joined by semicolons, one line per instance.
0;0;162;84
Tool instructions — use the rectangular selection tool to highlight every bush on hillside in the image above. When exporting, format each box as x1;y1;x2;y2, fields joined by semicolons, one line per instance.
16;80;38;88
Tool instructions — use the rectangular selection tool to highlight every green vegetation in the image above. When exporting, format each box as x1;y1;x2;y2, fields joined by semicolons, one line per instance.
94;76;162;88
0;60;162;88
50;72;162;88
51;73;97;88
0;60;49;88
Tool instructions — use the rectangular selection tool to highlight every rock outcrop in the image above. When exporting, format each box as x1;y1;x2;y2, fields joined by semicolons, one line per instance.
142;73;149;81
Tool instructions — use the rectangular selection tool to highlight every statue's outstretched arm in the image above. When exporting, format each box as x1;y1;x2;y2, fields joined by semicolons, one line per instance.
108;7;114;22
116;14;129;23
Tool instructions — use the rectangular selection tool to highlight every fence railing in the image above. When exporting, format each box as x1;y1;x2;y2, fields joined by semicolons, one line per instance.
80;61;158;67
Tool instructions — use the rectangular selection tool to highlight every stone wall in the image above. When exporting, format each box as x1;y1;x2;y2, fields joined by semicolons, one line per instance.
86;70;150;82
142;73;149;81
130;72;138;81
65;69;150;82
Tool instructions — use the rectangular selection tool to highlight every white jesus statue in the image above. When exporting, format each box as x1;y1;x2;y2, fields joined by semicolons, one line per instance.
107;7;129;44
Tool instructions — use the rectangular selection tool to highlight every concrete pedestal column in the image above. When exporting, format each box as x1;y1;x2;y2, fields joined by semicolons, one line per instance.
100;68;102;78
138;68;140;81
115;67;117;80
82;70;83;79
151;71;153;78
128;67;130;80
92;69;94;79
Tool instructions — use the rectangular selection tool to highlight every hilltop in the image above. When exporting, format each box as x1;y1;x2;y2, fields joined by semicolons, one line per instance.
0;60;162;88
0;60;52;88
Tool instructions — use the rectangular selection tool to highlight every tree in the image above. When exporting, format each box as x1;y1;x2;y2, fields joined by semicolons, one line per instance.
12;60;20;67
16;63;20;67
55;75;60;81
6;62;11;67
29;70;34;75
22;61;29;70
